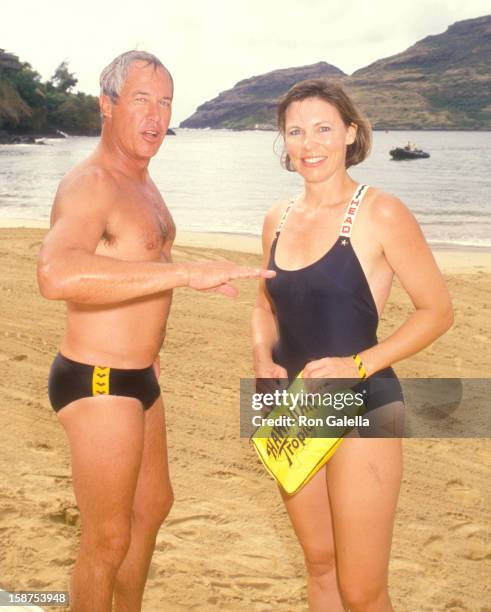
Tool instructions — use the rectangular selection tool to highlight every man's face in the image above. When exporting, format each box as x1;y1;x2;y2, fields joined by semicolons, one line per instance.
102;61;173;161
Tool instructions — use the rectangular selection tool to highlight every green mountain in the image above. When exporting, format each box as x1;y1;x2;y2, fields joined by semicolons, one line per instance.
0;50;100;138
180;15;491;130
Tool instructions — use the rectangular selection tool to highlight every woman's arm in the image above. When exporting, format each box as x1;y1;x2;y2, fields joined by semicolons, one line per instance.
359;194;453;376
304;193;453;379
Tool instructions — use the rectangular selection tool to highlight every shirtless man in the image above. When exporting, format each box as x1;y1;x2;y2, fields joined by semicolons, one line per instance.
37;51;274;612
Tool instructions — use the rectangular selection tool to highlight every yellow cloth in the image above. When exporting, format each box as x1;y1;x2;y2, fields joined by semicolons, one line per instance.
251;372;363;495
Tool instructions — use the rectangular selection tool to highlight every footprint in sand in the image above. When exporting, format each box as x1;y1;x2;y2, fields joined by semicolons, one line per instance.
0;505;18;520
235;579;275;591
450;522;486;537
209;468;255;484
444;598;466;611
27;441;54;453
154;538;177;553
445;479;482;505
52;556;76;567
167;513;230;528
47;504;80;527
461;541;491;561
209;580;234;590
448;522;490;561
166;513;239;544
390;557;425;576
0;353;28;361
422;534;445;558
204;573;277;607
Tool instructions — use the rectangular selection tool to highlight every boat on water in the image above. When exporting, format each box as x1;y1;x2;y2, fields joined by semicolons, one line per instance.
390;143;430;160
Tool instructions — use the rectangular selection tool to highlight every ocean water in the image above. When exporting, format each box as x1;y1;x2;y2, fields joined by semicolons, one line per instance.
0;129;490;248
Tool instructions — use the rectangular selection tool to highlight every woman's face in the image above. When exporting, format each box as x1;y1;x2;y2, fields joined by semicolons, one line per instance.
283;97;356;183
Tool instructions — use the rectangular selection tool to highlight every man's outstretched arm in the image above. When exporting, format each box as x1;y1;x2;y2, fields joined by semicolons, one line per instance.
38;170;274;304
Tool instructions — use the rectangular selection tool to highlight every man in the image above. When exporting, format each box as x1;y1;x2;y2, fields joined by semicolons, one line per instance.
37;50;274;612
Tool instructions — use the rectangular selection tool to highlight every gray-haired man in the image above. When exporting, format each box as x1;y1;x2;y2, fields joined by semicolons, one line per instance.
37;51;274;612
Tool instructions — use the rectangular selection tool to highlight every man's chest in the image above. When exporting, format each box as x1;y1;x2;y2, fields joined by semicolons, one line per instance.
101;185;176;259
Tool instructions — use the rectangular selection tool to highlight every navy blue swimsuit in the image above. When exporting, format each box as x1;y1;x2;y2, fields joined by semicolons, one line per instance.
265;184;403;412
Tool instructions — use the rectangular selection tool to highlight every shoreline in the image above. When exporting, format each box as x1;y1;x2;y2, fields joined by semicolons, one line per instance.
177;127;491;133
2;223;491;271
1;128;491;139
2;218;491;251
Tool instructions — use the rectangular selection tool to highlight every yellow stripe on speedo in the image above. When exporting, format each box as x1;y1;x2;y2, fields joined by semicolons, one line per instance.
92;366;110;396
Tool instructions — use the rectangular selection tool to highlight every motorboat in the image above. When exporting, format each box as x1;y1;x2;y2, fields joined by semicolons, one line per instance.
390;143;430;160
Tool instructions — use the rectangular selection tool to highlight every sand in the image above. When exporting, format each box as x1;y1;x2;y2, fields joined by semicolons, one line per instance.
0;227;489;611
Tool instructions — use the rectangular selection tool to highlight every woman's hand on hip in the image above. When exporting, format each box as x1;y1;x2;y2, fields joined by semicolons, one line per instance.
303;356;359;379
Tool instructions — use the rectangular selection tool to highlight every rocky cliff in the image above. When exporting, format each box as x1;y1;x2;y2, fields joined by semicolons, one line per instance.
180;15;491;130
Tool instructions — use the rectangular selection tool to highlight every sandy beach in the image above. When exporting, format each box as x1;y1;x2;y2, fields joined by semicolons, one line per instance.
0;227;489;611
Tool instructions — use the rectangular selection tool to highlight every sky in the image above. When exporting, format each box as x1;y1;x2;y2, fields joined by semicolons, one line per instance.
1;0;489;125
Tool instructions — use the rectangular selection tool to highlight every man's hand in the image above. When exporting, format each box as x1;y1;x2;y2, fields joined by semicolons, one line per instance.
185;261;275;298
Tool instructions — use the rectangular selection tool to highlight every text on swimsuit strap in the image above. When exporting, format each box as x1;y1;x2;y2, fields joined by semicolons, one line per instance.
275;196;297;235
339;184;369;238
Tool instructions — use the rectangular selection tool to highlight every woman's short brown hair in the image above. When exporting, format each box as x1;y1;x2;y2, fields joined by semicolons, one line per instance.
277;79;371;170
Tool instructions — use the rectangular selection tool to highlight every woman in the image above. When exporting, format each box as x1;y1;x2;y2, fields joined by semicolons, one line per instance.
251;80;453;612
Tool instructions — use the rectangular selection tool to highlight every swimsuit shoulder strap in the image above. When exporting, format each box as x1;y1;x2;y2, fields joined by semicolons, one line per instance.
275;196;297;236
339;184;370;239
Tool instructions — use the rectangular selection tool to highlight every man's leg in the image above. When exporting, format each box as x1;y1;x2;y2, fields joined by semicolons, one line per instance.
114;396;173;612
58;395;145;612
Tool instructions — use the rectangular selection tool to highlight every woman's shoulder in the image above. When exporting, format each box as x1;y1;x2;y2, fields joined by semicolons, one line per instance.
260;198;294;251
365;187;414;226
263;198;294;231
363;187;421;246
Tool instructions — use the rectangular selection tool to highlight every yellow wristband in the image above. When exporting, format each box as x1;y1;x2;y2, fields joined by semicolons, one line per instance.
352;354;367;379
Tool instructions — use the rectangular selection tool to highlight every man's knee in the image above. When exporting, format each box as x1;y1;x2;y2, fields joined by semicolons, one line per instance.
339;575;388;611
134;486;174;531
84;518;132;569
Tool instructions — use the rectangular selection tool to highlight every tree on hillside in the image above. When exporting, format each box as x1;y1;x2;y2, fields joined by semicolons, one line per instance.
50;92;100;134
0;51;100;134
12;62;45;107
50;60;77;93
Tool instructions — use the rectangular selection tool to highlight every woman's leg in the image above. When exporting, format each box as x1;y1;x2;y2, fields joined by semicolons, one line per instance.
281;467;344;612
326;435;403;612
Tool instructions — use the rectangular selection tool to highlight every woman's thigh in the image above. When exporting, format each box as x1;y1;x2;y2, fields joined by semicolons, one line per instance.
281;466;336;571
